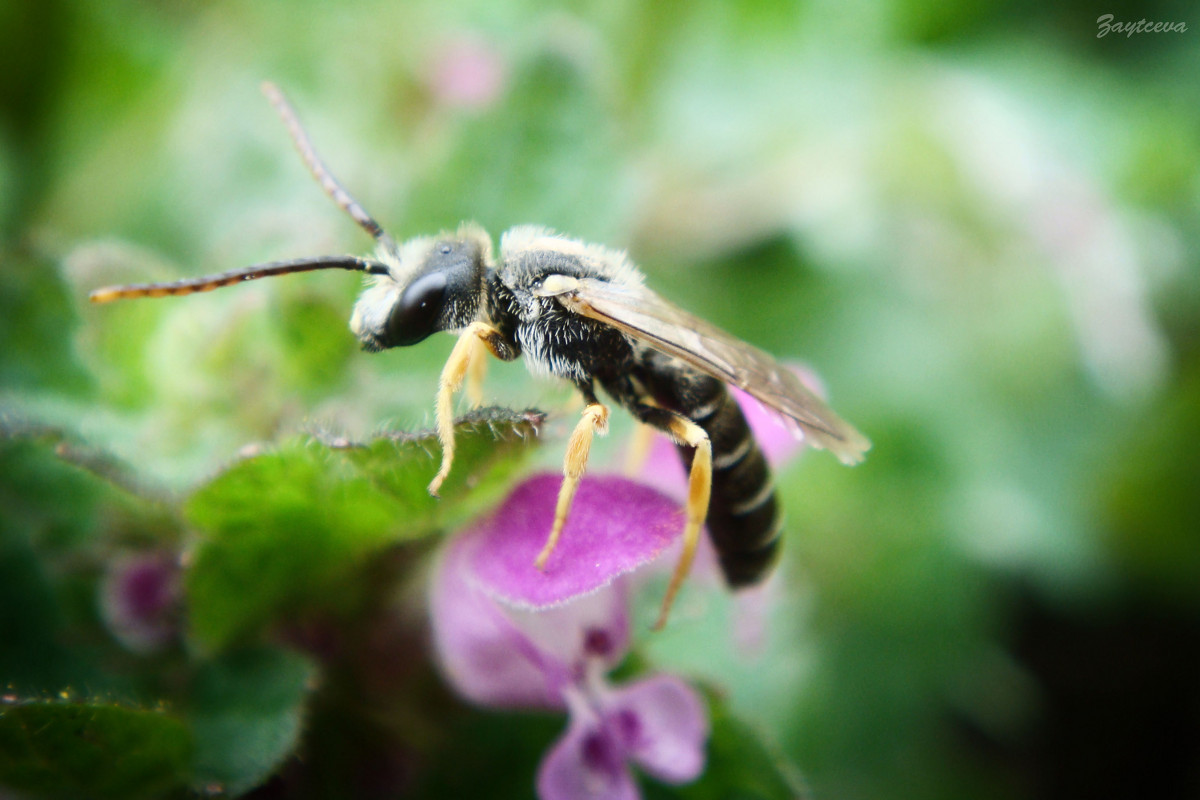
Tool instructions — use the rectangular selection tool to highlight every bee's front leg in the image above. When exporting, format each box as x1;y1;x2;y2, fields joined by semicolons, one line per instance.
428;321;514;497
465;335;490;407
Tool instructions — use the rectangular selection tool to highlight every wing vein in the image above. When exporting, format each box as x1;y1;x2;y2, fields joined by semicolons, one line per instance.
560;278;870;464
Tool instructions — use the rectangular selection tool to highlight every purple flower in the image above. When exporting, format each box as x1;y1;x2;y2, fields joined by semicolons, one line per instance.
540;675;706;800
430;474;708;800
100;551;180;654
425;34;507;110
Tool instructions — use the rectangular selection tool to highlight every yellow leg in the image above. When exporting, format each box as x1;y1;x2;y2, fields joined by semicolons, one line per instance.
466;335;488;407
429;321;503;497
536;403;610;570
652;416;712;631
623;422;658;477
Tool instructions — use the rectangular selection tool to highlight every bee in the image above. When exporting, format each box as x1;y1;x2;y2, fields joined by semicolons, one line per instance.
90;83;870;628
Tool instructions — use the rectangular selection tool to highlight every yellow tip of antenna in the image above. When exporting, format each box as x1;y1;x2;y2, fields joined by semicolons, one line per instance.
88;288;122;304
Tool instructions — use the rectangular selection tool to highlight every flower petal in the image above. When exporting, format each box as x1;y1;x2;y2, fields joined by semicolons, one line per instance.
604;675;708;784
629;436;687;500
426;35;506;110
504;580;631;674
537;719;640;800
429;535;566;710
730;576;781;656
731;380;804;467
466;474;684;609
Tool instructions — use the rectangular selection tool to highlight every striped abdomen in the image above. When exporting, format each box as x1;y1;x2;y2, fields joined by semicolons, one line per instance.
640;357;782;587
684;381;781;586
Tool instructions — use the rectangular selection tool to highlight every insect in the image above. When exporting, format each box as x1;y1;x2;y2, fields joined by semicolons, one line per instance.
90;83;870;628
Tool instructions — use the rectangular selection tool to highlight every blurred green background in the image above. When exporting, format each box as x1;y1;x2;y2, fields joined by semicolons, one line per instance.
2;0;1198;798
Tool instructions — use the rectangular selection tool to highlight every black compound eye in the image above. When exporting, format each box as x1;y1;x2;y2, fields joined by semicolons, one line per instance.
385;271;447;347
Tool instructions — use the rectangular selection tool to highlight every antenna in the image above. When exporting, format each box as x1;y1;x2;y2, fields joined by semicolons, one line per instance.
261;81;400;257
89;255;390;304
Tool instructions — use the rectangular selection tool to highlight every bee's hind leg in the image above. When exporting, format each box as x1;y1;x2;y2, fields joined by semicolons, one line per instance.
628;403;712;631
429;321;515;497
536;384;609;570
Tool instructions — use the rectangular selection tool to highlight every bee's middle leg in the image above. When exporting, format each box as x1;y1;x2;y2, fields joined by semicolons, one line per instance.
536;390;609;570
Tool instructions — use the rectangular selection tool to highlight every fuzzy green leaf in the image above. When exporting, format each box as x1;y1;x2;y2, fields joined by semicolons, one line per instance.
0;700;192;800
0;416;175;695
184;407;543;649
187;646;315;797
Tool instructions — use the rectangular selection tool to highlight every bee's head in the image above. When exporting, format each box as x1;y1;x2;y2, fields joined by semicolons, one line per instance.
351;224;492;351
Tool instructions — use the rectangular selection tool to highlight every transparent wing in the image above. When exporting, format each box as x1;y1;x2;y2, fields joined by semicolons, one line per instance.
560;278;871;464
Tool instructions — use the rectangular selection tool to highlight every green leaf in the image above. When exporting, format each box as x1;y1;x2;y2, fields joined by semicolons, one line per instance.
0;250;91;396
275;292;358;396
0;416;174;695
0;699;192;800
184;407;543;649
647;695;808;800
409;703;564;800
187;646;314;797
0;414;165;509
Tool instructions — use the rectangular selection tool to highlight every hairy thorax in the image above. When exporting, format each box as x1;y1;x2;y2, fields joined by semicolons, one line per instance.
493;227;641;384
